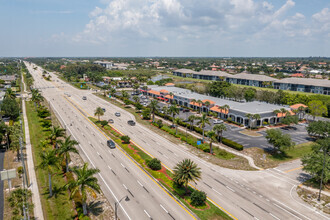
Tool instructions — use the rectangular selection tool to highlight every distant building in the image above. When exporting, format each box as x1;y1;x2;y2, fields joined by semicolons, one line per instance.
273;78;330;95
0;75;16;84
94;61;113;69
290;73;304;78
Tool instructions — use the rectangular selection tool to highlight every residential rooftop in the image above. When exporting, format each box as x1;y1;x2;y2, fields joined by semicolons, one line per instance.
274;77;330;87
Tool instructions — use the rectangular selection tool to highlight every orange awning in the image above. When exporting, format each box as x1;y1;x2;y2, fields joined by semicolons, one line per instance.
290;104;307;110
277;110;295;117
210;106;228;114
202;99;215;104
190;101;203;107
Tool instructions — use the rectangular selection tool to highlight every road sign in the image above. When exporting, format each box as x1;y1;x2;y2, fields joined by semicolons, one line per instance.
197;141;201;145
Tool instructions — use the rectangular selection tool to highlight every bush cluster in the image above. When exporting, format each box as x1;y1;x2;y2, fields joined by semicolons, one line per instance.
221;138;243;151
190;190;207;206
121;135;130;143
146;158;162;170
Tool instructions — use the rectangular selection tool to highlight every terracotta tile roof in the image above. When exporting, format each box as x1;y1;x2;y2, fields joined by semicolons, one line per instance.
202;99;215;104
210;106;228;114
165;83;174;86
160;89;169;93
148;90;160;96
277;110;295;117
164;95;173;99
190;101;203;107
290;104;307;109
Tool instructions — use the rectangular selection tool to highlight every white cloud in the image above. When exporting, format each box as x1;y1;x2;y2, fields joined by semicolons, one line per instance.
312;8;330;23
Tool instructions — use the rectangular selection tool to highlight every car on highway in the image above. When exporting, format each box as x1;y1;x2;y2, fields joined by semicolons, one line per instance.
127;120;136;126
213;119;224;124
82;96;87;100
108;119;114;123
102;108;106;112
115;112;121;117
107;140;116;149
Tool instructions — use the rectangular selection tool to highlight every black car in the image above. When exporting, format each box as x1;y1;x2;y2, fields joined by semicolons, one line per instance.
108;119;114;123
107;140;116;149
127;120;136;126
183;109;190;112
102;108;106;112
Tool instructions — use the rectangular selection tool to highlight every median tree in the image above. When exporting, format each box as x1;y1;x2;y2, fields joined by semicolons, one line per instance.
94;107;104;121
265;129;294;154
173;159;201;194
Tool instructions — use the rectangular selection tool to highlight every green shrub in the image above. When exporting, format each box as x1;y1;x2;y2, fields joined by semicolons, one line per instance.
17;166;23;177
156;119;163;128
146;158;162;170
121;135;130;143
100;120;108;127
222;138;243;151
190;190;207;206
203;147;210;153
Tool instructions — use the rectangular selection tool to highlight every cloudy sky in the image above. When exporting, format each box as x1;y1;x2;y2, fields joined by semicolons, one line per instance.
1;0;330;57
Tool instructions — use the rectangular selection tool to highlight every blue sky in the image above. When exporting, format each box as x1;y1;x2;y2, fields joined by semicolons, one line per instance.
1;0;329;57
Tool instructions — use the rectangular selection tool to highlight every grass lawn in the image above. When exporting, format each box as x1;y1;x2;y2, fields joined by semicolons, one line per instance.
90;117;232;220
269;142;314;161
26;101;76;220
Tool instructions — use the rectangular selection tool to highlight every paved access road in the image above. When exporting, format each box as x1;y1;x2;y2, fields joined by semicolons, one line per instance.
27;62;329;220
25;62;195;220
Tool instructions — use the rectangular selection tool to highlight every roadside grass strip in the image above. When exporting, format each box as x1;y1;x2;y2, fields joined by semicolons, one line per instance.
90;117;233;220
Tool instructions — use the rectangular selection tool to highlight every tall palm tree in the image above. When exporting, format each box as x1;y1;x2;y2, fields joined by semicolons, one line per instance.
253;114;261;128
66;163;101;215
133;96;140;104
168;104;179;125
207;131;217;154
197;113;211;143
94;107;104;121
297;106;306;120
174;117;181;135
273;109;281;125
169;92;174;104
162;106;168;116
213;124;227;143
109;88;116;98
121;90;129;99
280;108;288;121
48;126;66;148
204;101;211;115
196;100;203;114
173;159;201;194
245;113;253;129
31;89;44;106
38;149;60;197
57;136;79;173
5;88;16;99
133;83;140;93
148;100;159;123
187;115;196;131
190;99;196;109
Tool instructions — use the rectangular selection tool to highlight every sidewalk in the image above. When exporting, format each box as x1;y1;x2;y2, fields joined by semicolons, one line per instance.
22;76;44;219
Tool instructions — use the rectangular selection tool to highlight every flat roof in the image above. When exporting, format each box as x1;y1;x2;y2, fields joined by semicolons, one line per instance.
148;85;289;114
227;73;277;81
274;77;330;88
174;69;231;77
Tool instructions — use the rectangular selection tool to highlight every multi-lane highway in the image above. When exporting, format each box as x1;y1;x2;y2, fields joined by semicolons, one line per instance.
26;62;329;220
25;62;196;220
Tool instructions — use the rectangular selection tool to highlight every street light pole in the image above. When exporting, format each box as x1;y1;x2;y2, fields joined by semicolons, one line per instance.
115;196;129;220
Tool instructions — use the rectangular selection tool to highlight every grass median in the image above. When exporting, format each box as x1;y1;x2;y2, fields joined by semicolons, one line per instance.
26;101;76;220
90;117;233;220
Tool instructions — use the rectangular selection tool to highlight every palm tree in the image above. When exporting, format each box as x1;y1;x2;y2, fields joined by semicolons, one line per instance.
190;99;196;110
148;100;159;123
31;89;44;106
66;163;101;215
5;88;16;99
213;124;227;143
121;90;129;99
169;92;174;104
174;117;181;135
109;88;116;98
56;136;79;173
245;113;253;129
162;106;168;116
187;115;196;131
48;126;66;148
273;109;281;125
133;83;140;94
197;113;211;143
168;104;179;125
133;96;140;104
38;149;60;197
173;159;201;194
207;131;217;154
280;108;288;121
297;106;306;120
204;101;211;115
94;107;104;121
253;114;261;128
196;100;203;114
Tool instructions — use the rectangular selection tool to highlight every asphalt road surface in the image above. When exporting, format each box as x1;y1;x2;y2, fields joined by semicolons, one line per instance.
25;62;196;220
26;62;329;220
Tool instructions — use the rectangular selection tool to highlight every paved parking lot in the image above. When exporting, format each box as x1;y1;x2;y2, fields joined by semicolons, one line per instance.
127;93;312;150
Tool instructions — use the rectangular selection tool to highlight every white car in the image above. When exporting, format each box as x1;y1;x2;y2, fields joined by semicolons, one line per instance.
213;119;224;124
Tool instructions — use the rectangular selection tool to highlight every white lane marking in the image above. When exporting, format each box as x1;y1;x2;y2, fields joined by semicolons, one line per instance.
49;101;131;220
252;191;256;194
108;150;112;154
273;168;285;173
269;213;280;220
163;154;169;159
108;165;112;170
144;210;151;218
226;186;235;192
273;203;302;220
120;163;125;168
259;195;263;198
254;217;260;220
212;188;222;195
160;204;168;213
137;180;143;187
266;199;270;202
97;152;100;156
123;184;128;190
273;198;312;220
174;153;179;157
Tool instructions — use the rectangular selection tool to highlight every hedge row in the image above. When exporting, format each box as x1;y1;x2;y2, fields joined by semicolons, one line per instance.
221;137;243;151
